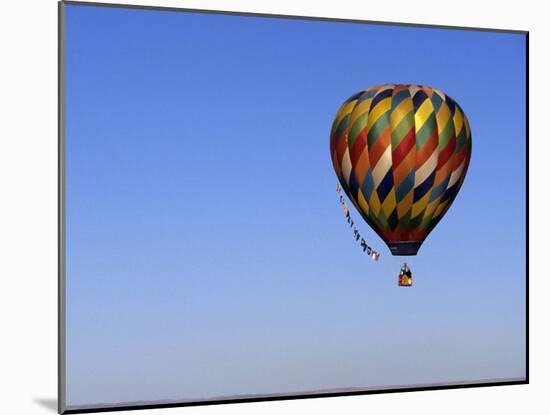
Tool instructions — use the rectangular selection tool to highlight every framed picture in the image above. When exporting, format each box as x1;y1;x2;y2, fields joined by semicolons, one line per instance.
59;1;528;413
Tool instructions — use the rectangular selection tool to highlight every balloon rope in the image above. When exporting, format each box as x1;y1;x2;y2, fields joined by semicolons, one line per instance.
336;183;380;261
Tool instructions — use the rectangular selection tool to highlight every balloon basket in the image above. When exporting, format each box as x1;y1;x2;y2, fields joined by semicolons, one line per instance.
398;263;413;287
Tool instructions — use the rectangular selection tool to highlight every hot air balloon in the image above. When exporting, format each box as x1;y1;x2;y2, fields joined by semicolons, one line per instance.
330;84;472;284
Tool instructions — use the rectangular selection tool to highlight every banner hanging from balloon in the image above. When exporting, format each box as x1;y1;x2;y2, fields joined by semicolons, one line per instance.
336;183;380;261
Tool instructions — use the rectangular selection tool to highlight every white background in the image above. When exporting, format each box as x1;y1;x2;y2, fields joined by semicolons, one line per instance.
0;0;544;414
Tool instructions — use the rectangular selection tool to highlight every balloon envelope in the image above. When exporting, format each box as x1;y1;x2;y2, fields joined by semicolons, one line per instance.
330;85;472;255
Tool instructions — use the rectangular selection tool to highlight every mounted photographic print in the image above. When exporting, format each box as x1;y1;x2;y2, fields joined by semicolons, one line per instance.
59;1;528;413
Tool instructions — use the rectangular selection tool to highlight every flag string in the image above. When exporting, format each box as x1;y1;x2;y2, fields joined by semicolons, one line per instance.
336;183;380;261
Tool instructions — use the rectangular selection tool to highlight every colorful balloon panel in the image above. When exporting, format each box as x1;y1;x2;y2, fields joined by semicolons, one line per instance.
330;85;472;255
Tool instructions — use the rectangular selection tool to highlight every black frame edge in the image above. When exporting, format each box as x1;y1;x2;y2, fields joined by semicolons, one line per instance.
62;380;528;414
61;0;528;34
525;31;529;385
58;1;67;414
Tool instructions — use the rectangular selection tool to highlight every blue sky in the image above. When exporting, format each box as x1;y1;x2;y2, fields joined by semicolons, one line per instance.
64;4;526;408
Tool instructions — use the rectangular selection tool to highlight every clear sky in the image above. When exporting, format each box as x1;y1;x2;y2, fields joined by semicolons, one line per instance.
64;4;526;408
